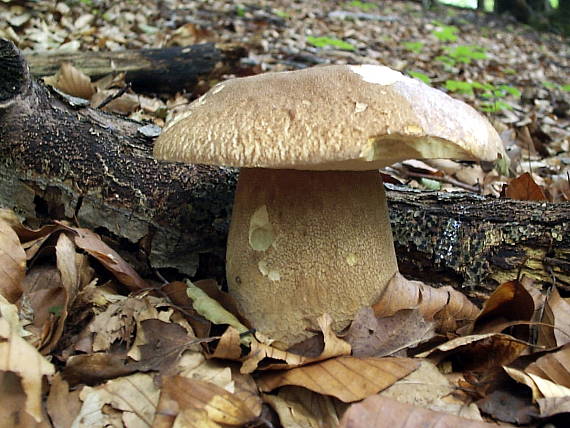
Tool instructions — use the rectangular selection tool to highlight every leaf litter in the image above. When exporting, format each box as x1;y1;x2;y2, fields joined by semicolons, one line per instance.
1;0;570;426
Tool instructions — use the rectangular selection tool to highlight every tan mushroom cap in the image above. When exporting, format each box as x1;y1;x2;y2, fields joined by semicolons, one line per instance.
154;64;505;170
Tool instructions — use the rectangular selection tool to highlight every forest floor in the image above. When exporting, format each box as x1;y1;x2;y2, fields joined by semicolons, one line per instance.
1;1;570;427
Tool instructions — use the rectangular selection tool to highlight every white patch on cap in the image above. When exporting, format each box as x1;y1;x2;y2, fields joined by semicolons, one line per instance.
349;64;406;85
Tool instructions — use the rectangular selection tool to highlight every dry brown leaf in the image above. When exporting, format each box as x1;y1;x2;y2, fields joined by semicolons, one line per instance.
90;89;141;113
75;373;159;427
472;278;535;340
241;314;351;373
157;375;259;426
0;218;26;303
382;360;483;420
211;326;243;360
62;353;137;386
60;225;150;290
418;333;528;371
0;372;52;428
43;62;95;99
46;373;82;428
263;386;340;428
504;366;570;401
476;388;535;425
0;317;55;423
344;307;435;357
373;273;479;324
547;287;570;347
537;396;570;417
504;172;548;201
525;344;570;388
257;356;420;403
134;318;204;372
339;394;499;428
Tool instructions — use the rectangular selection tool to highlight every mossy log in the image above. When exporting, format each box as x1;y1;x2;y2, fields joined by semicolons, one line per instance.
1;39;569;298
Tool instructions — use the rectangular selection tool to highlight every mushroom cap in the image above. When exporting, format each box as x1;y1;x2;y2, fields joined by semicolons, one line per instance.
154;64;506;170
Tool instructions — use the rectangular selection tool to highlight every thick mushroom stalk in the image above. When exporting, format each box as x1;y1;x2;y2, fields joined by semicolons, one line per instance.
227;168;398;346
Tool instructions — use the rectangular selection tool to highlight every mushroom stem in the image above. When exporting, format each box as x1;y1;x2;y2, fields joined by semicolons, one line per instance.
226;168;399;347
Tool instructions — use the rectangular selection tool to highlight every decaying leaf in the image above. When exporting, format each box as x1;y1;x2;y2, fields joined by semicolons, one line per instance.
504;172;548;201
241;314;351;373
471;278;534;340
418;333;528;371
0;217;26;303
339;394;498;428
43;62;95;99
155;375;259;427
74;373;159;427
373;273;479;324
258;356;420;403
344;307;435;357
263;386;340;428
61;225;150;290
0;317;55;422
382;360;483;420
46;373;82;428
525;343;570;388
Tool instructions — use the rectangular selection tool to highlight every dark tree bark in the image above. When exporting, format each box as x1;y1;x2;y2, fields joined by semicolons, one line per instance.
1;39;569;299
24;42;248;96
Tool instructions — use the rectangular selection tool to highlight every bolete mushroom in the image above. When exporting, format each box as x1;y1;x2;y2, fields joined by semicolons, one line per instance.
154;64;506;347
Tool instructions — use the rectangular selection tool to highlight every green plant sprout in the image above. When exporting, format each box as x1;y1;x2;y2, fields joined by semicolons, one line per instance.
346;1;377;10
403;41;424;53
543;81;570;92
306;36;356;51
408;71;431;85
445;80;521;113
436;45;487;68
432;24;459;42
274;9;290;18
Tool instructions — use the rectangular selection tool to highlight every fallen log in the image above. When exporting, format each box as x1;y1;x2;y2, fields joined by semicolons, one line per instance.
24;42;248;95
1;39;569;298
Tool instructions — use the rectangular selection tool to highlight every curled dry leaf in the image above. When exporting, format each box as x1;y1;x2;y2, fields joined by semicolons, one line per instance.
46;373;82;428
0;217;26;303
339;394;502;428
74;373;159;427
263;386;340;428
257;356;420;403
0;317;55;423
241;314;351;373
373;273;479;323
526;343;570;388
546;287;570;347
155;376;259;427
471;278;534;340
504;366;570;401
60;225;150;291
504;172;548;201
43;62;95;99
538;396;570;417
417;333;528;371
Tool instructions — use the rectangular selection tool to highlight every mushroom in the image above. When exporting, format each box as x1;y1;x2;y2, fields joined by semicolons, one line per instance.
154;64;506;347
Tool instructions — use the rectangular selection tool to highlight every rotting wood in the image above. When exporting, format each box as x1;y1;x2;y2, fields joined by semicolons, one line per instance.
24;42;248;95
2;39;569;298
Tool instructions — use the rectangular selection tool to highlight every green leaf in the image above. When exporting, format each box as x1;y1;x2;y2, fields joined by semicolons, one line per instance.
306;36;356;51
498;85;521;97
432;25;459;42
274;9;290;18
562;84;570;92
481;100;512;113
445;80;475;95
420;178;442;191
346;0;377;10
542;81;557;89
408;71;431;85
435;55;456;66
444;45;487;64
186;280;252;344
403;41;424;53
